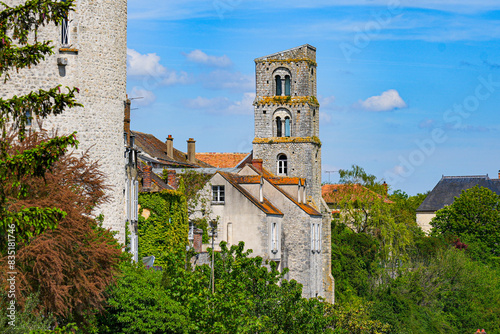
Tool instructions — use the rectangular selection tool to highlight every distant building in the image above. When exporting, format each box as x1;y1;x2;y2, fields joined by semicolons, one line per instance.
416;173;500;233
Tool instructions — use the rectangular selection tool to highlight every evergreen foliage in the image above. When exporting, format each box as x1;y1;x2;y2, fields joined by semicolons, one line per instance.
431;185;500;263
137;190;189;267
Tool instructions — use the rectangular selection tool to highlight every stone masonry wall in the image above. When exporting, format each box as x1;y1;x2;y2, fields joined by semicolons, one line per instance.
1;0;128;242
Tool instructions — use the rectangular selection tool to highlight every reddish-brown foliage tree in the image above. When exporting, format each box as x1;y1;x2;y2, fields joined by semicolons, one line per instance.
0;127;123;324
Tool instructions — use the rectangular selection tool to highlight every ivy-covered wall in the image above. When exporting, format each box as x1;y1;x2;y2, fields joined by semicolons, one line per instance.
138;190;189;267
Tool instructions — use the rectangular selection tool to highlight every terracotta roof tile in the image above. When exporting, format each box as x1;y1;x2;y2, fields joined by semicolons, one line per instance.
196;152;250;168
218;172;283;216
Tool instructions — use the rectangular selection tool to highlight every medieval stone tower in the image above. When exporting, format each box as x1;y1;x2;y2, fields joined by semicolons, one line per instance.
1;0;128;242
253;44;322;208
253;45;334;302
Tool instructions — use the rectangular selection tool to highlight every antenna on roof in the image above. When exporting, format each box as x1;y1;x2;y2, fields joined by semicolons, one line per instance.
325;170;338;183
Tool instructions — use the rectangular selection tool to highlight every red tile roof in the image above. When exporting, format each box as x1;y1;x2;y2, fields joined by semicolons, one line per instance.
196;153;249;168
240;164;321;216
322;184;393;204
218;172;283;216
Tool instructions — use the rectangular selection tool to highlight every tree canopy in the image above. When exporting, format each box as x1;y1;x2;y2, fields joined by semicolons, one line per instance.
431;185;500;263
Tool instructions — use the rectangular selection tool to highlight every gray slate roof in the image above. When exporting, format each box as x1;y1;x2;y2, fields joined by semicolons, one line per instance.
417;175;500;212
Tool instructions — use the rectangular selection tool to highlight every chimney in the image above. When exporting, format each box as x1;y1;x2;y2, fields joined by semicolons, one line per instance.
166;170;178;189
187;138;196;164
498;170;500;179
124;97;131;145
252;159;263;173
383;181;388;196
193;228;203;253
143;165;152;190
166;135;174;158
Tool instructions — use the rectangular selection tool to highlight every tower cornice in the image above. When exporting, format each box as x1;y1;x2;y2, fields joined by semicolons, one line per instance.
253;96;319;107
253;136;322;147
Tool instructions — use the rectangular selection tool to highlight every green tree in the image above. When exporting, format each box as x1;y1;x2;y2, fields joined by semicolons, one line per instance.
431;186;500;263
334;166;413;269
370;248;500;334
0;0;81;251
137;189;189;267
98;241;336;334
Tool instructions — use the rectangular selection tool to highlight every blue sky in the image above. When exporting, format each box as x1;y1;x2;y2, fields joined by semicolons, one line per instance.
126;0;500;195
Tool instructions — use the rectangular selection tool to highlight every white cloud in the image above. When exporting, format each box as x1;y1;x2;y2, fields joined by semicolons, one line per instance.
390;165;406;176
226;93;256;115
320;112;332;123
129;87;156;107
183;92;255;115
185;50;232;68
201;70;254;92
357;89;407;112
127;48;166;76
127;48;191;86
319;95;336;108
128;0;500;21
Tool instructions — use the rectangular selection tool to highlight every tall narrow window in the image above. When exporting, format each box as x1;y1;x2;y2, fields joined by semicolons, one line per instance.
61;1;70;47
271;222;278;254
25;110;32;126
277;154;287;175
285;117;290;137
285;75;291;96
132;180;139;222
125;179;131;222
276;117;282;137
275;75;282;96
188;222;194;241
316;223;321;252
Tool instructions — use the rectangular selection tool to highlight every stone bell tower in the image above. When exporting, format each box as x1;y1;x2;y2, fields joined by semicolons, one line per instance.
252;45;322;208
1;0;128;242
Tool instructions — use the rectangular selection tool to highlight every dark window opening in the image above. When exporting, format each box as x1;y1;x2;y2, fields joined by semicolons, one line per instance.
276;117;282;137
285;117;291;137
285;75;291;96
275;75;282;96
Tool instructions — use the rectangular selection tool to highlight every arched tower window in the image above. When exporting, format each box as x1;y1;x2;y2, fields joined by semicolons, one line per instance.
285;117;290;137
273;108;292;138
285;75;291;96
276;117;282;137
275;75;282;96
277;154;287;175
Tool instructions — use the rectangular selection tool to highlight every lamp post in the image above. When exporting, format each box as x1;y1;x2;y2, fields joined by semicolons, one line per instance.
209;220;218;294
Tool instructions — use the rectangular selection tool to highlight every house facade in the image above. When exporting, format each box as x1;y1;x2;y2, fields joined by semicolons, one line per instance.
191;45;334;302
417;174;500;233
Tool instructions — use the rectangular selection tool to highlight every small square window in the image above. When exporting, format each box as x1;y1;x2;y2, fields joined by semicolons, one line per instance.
212;185;225;203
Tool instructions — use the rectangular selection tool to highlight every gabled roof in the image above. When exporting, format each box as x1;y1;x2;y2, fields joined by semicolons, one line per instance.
196;152;250;168
241;164;321;216
132;131;212;168
417;175;500;212
322;184;393;204
254;44;316;62
217;172;283;216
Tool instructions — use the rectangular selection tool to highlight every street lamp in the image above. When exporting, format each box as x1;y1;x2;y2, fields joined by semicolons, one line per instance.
209;219;218;294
